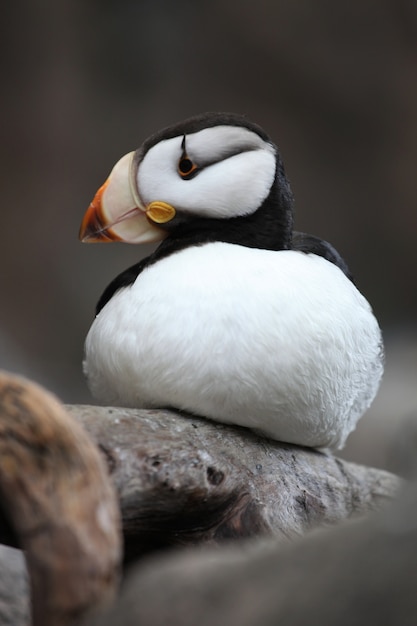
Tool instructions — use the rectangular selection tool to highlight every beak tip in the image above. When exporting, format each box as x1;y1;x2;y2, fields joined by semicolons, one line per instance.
78;226;88;242
79;197;113;243
79;225;118;243
78;217;101;242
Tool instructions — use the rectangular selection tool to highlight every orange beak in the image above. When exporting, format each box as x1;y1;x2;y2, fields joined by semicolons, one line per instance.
79;151;171;245
79;180;117;242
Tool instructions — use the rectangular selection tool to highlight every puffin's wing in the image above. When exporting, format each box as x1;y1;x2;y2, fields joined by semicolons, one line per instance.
292;231;353;282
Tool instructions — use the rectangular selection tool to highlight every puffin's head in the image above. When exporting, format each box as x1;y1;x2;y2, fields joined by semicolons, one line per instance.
79;112;292;245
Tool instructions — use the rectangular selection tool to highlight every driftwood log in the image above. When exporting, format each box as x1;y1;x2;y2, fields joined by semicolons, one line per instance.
90;409;417;626
64;405;400;564
89;478;417;626
0;372;402;625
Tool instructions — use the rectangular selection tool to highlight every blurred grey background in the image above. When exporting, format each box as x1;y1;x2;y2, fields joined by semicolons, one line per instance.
1;0;416;471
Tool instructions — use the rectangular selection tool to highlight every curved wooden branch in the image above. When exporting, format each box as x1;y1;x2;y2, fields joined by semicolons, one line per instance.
0;373;122;626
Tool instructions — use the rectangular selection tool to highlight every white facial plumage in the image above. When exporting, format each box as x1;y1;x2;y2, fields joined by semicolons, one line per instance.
136;126;277;219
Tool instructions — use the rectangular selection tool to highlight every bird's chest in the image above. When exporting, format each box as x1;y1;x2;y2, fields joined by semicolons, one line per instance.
84;243;372;409
93;244;283;359
88;243;358;368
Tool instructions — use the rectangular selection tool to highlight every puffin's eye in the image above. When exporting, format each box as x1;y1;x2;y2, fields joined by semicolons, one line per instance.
178;136;198;179
178;156;198;179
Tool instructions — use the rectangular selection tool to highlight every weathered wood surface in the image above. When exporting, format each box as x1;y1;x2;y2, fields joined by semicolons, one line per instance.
0;545;29;626
65;404;400;562
89;478;417;626
0;401;400;560
0;372;402;626
0;373;122;626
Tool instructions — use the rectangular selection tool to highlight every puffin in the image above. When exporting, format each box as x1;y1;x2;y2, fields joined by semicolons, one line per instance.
79;112;383;450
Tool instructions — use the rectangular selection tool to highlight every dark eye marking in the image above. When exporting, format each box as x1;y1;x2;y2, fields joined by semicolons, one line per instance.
177;134;266;180
178;135;199;180
179;156;195;175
